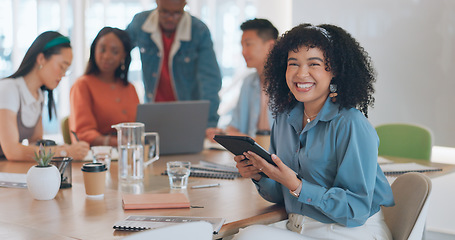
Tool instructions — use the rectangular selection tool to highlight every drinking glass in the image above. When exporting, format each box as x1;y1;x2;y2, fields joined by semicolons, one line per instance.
91;146;112;170
167;161;191;189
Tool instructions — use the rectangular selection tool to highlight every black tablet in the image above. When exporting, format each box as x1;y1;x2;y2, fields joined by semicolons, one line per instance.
213;135;276;167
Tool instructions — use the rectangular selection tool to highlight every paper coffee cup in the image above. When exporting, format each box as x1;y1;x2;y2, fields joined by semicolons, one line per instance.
81;163;107;197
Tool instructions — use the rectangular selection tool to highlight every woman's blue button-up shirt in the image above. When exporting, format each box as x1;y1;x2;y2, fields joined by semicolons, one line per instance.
254;98;394;227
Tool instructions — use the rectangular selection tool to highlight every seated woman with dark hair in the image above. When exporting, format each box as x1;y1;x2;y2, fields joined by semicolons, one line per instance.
0;31;89;161
70;27;139;146
233;23;394;239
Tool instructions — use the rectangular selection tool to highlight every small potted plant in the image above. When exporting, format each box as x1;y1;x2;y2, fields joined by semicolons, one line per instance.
26;144;61;200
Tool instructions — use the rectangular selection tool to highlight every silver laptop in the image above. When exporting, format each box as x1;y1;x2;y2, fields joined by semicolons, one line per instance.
136;100;210;155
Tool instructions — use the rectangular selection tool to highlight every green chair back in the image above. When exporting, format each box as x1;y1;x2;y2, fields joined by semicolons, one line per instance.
61;116;71;144
376;123;432;161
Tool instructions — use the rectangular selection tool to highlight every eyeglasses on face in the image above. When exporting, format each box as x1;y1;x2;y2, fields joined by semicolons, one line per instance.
158;9;184;18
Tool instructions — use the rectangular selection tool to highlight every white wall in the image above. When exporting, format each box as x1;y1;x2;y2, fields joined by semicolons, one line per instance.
256;0;293;36
292;0;455;147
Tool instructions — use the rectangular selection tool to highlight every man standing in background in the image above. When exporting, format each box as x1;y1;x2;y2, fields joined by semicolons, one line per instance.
126;0;222;137
225;19;278;138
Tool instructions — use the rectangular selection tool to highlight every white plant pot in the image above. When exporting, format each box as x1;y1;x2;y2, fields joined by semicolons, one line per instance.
26;165;61;200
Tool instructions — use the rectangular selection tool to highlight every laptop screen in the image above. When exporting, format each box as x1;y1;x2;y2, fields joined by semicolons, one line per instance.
136;101;209;155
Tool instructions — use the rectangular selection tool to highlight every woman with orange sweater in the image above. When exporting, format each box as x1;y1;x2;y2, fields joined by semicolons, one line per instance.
70;27;139;146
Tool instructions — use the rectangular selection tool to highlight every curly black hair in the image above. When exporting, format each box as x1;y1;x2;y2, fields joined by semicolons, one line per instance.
265;23;376;117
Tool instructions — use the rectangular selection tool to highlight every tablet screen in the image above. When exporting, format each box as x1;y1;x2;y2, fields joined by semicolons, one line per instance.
213;135;276;167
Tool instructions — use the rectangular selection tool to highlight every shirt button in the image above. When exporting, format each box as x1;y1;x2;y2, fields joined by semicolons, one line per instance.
306;198;312;203
140;47;146;53
122;110;127;115
116;98;120;103
111;85;116;90
147;93;154;99
184;57;190;63
152;72;158;78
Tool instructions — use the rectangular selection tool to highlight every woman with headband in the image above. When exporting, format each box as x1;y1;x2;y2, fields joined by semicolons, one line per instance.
0;31;89;161
233;24;394;239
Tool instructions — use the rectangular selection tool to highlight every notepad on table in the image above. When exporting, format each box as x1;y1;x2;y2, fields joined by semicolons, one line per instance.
122;193;190;210
113;215;225;234
380;162;442;175
0;172;27;188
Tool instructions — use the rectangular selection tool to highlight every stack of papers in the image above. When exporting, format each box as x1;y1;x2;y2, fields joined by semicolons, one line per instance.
113;215;225;234
0;172;27;188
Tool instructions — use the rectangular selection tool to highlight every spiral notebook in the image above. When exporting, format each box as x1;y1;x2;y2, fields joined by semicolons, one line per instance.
162;169;241;180
380;162;442;175
113;215;225;234
162;160;241;179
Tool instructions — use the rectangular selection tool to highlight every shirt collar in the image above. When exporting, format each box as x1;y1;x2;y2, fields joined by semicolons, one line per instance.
17;77;43;106
142;10;192;42
318;97;340;122
287;97;340;132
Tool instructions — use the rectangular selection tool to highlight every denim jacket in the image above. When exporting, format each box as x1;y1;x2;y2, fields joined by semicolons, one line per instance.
126;10;222;127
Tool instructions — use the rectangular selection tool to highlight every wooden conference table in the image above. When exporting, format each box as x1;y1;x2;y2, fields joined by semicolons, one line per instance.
0;150;454;240
0;150;287;240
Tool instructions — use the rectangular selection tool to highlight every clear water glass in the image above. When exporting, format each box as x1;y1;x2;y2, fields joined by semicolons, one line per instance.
91;146;112;170
167;161;191;189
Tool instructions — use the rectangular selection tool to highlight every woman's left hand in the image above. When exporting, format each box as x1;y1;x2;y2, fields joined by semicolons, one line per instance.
244;151;301;191
205;127;225;143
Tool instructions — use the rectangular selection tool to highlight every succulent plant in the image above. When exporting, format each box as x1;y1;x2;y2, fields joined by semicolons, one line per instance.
33;143;55;167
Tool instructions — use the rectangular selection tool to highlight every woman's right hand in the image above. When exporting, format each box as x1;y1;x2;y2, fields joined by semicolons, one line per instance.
66;141;90;160
234;154;262;181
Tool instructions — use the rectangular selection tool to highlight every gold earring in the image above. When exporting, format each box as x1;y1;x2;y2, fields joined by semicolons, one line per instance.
120;61;125;71
329;84;338;102
39;65;43;70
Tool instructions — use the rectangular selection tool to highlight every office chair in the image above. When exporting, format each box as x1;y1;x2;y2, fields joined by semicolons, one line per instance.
122;221;213;240
61;116;71;144
382;172;432;240
375;123;432;161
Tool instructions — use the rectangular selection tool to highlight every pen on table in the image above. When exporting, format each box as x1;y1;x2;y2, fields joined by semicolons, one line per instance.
191;183;221;189
71;131;80;142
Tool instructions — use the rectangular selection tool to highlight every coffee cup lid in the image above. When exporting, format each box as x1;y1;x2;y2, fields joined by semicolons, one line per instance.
81;162;107;172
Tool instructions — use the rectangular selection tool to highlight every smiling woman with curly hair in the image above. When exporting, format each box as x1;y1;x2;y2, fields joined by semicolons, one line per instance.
265;23;376;117
232;24;394;240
